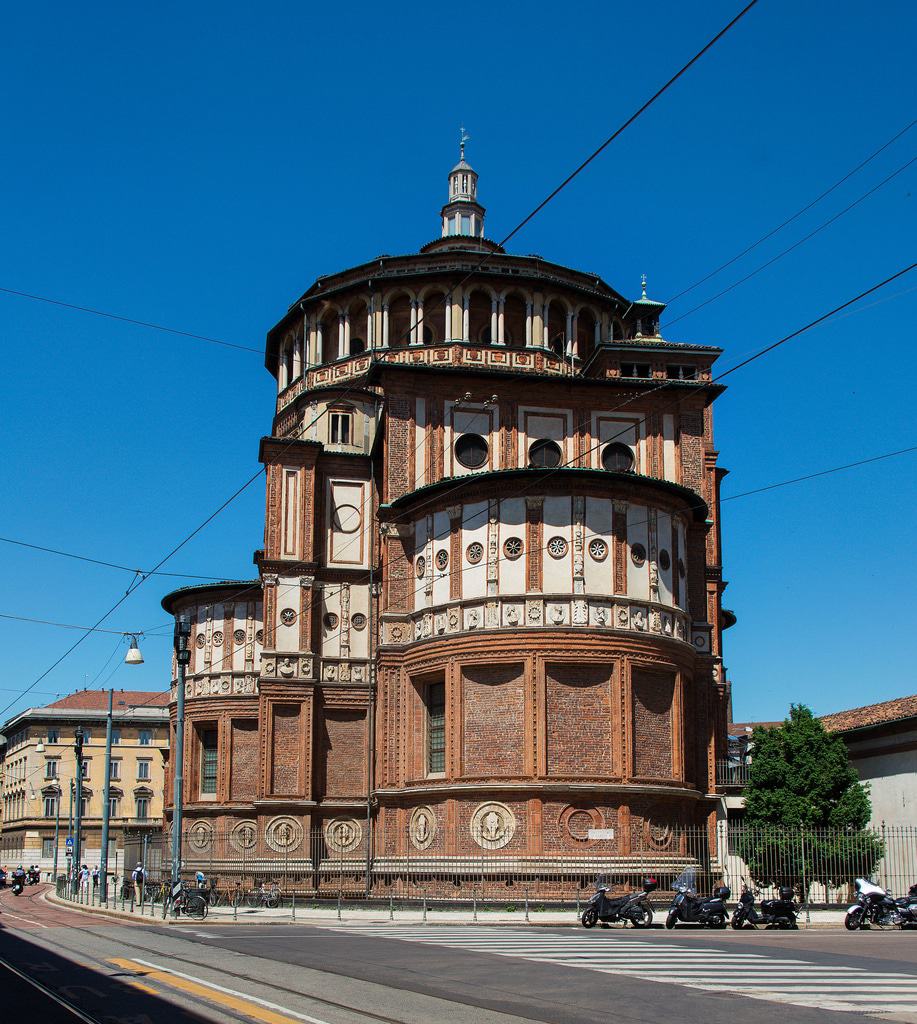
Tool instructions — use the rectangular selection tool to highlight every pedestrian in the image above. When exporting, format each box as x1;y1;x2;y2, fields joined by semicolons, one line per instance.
131;861;145;903
79;863;90;896
92;865;100;890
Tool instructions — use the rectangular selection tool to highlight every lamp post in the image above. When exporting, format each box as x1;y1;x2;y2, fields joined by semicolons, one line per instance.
72;727;84;894
99;688;114;903
52;783;61;882
171;614;191;886
67;778;74;880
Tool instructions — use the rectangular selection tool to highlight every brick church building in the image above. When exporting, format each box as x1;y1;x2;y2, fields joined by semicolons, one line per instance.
162;143;731;877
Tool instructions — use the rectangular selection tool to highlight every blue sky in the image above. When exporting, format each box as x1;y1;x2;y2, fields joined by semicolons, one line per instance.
1;0;914;724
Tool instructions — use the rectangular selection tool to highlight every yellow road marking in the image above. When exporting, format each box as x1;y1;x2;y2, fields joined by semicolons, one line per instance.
125;980;159;995
108;958;330;1024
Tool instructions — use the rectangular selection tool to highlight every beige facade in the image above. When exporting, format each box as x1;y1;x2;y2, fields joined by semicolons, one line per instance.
0;690;168;877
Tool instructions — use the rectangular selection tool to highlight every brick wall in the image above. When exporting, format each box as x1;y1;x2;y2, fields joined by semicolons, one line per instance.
632;670;674;778
229;719;259;800
270;704;301;795
319;709;367;797
545;664;613;776
462;664;525;776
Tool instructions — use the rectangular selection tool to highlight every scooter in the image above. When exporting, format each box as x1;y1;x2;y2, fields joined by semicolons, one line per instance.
26;867;41;885
665;867;730;928
10;875;25;896
846;879;917;930
731;880;799;929
846;877;901;930
581;877;658;928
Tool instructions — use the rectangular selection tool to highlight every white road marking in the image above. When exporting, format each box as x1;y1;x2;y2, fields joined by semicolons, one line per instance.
322;924;917;1013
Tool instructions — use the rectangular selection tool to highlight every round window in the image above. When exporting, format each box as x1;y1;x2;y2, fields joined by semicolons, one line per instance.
351;613;367;630
455;433;489;469
547;536;568;559
528;439;562;469
280;608;297;626
466;542;484;565
503;537;523;560
588;538;608;561
601;443;635;473
659;549;671;572
323;613;339;630
631;543;647;567
435;549;449;571
415;556;426;579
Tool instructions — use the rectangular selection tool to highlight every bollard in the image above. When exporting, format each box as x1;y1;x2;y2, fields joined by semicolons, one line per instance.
337;892;342;921
130;893;135;914
233;896;238;922
525;889;529;923
473;891;477;923
292;892;296;922
389;895;394;921
422;896;427;924
576;892;580;918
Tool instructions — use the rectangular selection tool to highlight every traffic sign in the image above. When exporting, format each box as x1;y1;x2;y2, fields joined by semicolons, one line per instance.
65;836;74;849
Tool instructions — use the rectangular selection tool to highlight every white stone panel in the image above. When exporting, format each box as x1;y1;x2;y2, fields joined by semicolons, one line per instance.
432;510;451;606
275;577;299;651
446;404;496;477
281;468;300;558
675;519;687;609
462;501;488;600
327;479;367;567
348;583;370;659
662;414;676;482
414;397;426;489
657;511;674;606
517;408;571;465
584;497;613;596
232;608;246;671
627;504;649;600
542;495;572;592
593;414;643;472
321;585;342;658
499;498;526;593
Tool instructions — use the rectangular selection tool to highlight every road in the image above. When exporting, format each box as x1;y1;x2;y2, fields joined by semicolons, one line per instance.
2;886;917;1024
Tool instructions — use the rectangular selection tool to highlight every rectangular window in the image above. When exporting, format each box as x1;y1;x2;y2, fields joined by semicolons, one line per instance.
42;838;54;859
427;682;446;774
109;796;120;818
201;729;218;795
137;760;151;781
330;411;352;445
79;797;88;816
81;758;91;779
666;364;697;380
109;760;120;781
139;729;152;746
47;729;59;744
45;759;58;780
111;729;121;745
622;362;651;378
136;797;149;821
461;214;471;235
43;795;58;818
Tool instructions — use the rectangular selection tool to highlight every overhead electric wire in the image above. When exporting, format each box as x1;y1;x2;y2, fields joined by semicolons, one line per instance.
662;155;917;329
0;612;160;636
666;120;916;304
0;286;262;353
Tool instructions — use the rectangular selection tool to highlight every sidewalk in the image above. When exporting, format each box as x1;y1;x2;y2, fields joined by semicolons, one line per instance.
45;890;851;928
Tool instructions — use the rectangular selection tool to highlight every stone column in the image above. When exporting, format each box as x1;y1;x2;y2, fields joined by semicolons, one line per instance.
490;298;497;345
462;293;470;341
381;304;390;348
496;297;506;345
525;302;533;347
337;314;345;360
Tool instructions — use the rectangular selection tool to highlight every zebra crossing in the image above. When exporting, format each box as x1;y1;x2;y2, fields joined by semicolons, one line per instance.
320;924;917;1014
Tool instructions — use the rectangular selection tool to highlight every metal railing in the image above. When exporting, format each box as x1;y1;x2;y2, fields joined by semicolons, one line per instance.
115;822;917;910
716;759;751;788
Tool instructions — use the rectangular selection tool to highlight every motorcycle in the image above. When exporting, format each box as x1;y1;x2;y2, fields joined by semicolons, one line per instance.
11;874;25;896
581;876;658;928
731;880;799;929
846;878;917;930
665;867;730;929
27;868;41;885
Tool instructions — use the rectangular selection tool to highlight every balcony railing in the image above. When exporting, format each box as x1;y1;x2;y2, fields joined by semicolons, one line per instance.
716;759;751;789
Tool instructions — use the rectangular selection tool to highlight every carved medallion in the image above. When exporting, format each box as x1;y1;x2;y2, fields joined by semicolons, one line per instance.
280;607;297;626
188;820;214;851
212;630;223;647
351;613;367;630
466;542;484;565
547;535;568;559
560;805;603;843
470;802;516;850
631;543;647;567
233;628;246;645
255;629;264;644
435;549;449;571
265;815;304;853
502;536;523;560
588;538;608;561
195;633;206;649
415;556;426;578
325;817;363;854
409;806;436;850
229;819;258;852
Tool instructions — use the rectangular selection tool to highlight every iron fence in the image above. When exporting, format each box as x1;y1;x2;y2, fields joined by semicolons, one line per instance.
121;822;917;909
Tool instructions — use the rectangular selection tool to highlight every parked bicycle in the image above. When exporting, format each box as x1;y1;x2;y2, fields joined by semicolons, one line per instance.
169;881;208;920
245;882;280;909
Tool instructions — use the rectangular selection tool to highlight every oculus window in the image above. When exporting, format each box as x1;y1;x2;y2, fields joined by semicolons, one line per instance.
601;443;635;473
455;433;488;469
528;438;562;468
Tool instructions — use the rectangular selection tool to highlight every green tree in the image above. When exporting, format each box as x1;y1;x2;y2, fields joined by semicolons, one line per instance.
736;705;883;896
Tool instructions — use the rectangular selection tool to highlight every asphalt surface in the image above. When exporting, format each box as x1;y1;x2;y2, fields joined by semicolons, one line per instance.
2;885;917;1024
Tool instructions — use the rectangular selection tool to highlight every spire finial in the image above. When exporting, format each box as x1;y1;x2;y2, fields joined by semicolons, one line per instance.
459;125;470;160
641;273;647;299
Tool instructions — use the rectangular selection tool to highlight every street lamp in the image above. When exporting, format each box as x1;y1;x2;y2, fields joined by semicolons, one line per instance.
171;613;191;887
125;635;144;665
72;726;84;895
